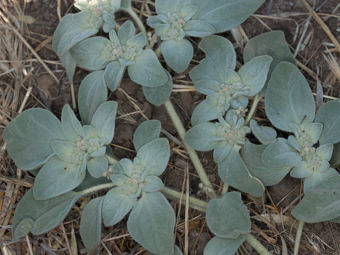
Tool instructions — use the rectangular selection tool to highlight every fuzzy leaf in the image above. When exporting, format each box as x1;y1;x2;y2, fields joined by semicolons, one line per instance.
193;0;264;33
218;149;264;197
78;71;108;124
315;100;340;144
143;71;173;106
331;143;340;167
102;187;136;226
238;55;273;96
127;192;175;255
50;140;75;162
265;62;315;132
133;120;161;151
136;138;170;176
250;120;277;145
3;108;63;170
91;101;117;144
206;192;250;239
242;141;291;186
33;156;86;200
87;156;108;178
262;138;301;167
185;122;217;151
292;175;340;223
244;31;295;77
128;49;168;87
59;51;77;81
61;105;84;140
183;20;216;37
161;39;193;73
144;176;164;193
190;35;236;84
304;168;338;192
12;189;80;241
52;12;99;56
104;61;126;91
204;236;245;255
70;37;112;70
80;197;104;254
118;20;136;44
191;99;221;125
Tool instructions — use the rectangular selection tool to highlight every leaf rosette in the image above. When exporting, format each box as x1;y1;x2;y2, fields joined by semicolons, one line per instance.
189;35;272;125
70;20;169;91
147;0;264;73
4;100;117;200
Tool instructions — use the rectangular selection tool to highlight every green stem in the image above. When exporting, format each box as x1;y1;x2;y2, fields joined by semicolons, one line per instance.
293;221;305;255
80;183;115;196
162;187;207;212
245;94;262;125
163;186;272;255
125;7;147;35
245;234;272;255
164;100;216;198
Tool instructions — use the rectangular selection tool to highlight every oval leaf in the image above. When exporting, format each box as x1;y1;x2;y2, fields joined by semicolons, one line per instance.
128;49;168;87
161;39;193;73
104;61;126;91
185;122;217;151
133;120;161;151
12;189;80;241
127;192;175;255
3;108;63;170
80;197;104;253
250;119;277;145
206;192;250;239
78;71;108;124
204;236;245;255
265;62;315;132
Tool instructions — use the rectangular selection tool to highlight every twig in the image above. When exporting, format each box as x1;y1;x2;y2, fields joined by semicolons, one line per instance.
294;221;305;255
301;0;340;53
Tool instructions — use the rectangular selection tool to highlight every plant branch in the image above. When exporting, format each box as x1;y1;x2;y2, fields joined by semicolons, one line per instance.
125;7;147;35
293;220;305;255
164;100;216;198
245;234;272;255
162;187;207;212
80;183;115;196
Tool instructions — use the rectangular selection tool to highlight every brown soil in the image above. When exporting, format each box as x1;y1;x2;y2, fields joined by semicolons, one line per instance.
1;0;340;254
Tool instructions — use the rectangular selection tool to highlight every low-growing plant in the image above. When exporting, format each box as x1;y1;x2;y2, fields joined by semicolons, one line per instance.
4;0;340;254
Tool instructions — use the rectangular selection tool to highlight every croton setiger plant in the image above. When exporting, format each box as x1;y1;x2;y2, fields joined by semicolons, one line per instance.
4;0;340;254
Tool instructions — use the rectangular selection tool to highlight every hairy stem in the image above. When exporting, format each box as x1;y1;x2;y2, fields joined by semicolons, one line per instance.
162;187;207;212
293;220;305;255
80;183;115;196
125;7;147;35
164;100;216;198
245;234;272;255
163;186;272;255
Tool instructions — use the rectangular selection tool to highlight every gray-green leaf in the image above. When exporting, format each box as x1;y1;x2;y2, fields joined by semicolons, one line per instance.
315;100;340;144
143;70;173;106
218;149;264;197
103;187;136;226
161;39;193;73
185;122;217;151
91;101;118;144
3;108;63;170
61;104;84;141
136;138;170;176
70;37;112;70
33;156;86;200
265;62;315;132
80;197;104;254
12;189;80;241
104;61;126;91
133;120;161;151
127;192;175;255
78;71;108;124
242;141;291;186
250;120;277;145
87;156;108;178
128;49;168;87
204;236;245;255
206;192;250;239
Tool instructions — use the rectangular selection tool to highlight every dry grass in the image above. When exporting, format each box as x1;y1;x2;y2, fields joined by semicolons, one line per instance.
0;0;340;254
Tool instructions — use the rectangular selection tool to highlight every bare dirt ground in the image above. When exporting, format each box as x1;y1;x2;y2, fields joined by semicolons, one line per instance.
1;0;340;254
